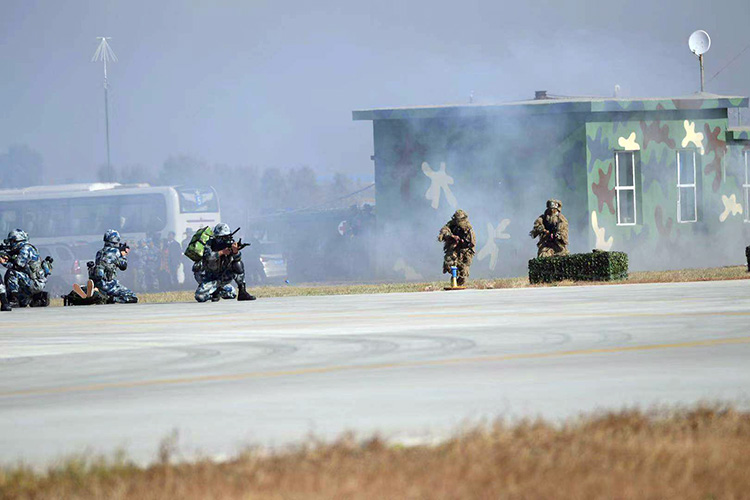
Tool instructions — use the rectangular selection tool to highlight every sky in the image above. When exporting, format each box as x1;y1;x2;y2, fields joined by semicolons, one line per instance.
1;0;749;182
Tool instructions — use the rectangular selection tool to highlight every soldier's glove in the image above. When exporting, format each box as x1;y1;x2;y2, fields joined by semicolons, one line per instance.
44;256;54;264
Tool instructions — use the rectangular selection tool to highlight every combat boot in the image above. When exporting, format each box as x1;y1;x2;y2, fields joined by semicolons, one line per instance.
237;284;256;301
0;293;11;312
30;291;50;307
211;289;222;302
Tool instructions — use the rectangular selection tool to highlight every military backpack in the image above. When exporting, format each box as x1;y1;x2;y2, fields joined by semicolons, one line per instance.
184;226;213;262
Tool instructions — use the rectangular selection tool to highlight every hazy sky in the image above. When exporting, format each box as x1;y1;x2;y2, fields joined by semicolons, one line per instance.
1;0;748;181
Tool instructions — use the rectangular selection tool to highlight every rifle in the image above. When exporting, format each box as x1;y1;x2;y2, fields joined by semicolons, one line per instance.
215;227;251;254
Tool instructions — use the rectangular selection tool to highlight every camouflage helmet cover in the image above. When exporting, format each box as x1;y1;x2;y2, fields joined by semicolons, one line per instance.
103;229;121;245
7;228;28;248
546;199;563;210
452;209;469;221
213;223;231;237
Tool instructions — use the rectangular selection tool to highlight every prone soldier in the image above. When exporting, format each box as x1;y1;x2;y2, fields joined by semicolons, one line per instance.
193;223;256;302
438;209;476;286
2;229;53;309
89;229;138;304
530;199;569;257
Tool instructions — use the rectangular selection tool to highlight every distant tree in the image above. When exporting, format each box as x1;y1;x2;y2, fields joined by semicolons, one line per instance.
0;144;45;188
158;155;206;186
260;167;288;212
96;163;118;183
120;164;157;184
286;166;320;209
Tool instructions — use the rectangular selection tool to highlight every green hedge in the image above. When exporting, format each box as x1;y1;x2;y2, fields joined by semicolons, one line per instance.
528;250;628;284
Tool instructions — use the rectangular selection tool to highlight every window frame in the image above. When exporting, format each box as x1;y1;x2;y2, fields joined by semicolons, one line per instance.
676;149;698;223
614;151;637;226
744;151;750;223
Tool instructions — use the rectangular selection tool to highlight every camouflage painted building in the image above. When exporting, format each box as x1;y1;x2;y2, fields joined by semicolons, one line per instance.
353;93;750;279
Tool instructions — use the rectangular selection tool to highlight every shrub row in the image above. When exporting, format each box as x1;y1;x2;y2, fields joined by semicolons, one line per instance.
528;250;628;284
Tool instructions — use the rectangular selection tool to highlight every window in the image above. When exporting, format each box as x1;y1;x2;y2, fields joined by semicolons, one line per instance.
677;150;698;223
615;151;637;225
177;187;219;213
744;151;750;223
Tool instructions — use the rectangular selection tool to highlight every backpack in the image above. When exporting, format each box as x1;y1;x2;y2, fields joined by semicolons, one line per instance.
184;226;213;262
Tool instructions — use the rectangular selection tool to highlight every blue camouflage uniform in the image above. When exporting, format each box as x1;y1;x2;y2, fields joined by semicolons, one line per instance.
193;223;255;302
3;229;52;307
90;229;138;304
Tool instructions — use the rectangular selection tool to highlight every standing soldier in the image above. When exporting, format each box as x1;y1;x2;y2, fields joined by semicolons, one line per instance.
437;210;476;286
89;229;138;303
3;229;53;308
193;223;256;303
530;199;569;257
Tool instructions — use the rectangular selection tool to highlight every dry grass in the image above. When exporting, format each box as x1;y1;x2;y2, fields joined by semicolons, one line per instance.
2;406;749;499
48;265;750;306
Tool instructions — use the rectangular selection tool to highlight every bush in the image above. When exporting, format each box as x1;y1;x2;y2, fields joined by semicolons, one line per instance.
528;250;628;284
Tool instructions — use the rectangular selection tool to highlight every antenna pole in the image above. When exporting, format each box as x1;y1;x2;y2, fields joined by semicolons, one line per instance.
92;37;117;173
699;54;705;92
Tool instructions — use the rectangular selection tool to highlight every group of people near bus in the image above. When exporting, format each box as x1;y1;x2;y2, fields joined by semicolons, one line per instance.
0;222;256;311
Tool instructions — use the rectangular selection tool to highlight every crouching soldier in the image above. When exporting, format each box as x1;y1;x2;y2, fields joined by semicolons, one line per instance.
90;229;138;304
193;223;256;302
2;229;53;308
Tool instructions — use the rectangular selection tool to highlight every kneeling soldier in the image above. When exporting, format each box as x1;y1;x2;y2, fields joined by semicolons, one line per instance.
90;229;138;304
193;223;256;303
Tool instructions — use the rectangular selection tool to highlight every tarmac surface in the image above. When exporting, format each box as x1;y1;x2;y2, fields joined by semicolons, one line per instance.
1;279;749;466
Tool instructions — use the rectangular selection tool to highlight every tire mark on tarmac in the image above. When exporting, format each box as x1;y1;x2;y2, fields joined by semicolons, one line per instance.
2;336;749;398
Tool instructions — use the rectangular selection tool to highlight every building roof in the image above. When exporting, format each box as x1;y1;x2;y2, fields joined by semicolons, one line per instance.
352;93;749;121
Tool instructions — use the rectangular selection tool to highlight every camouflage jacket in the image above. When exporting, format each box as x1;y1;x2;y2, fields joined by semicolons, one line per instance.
91;245;128;282
198;238;241;275
5;243;51;281
438;221;477;255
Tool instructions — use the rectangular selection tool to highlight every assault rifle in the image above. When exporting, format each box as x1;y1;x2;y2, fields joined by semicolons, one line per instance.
118;242;130;254
0;239;10;260
214;227;251;254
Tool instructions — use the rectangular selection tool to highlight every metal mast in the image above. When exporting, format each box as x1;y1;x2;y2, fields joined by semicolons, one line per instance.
91;37;118;171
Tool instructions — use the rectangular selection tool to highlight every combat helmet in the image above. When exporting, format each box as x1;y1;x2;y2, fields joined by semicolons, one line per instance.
103;229;121;247
546;199;562;211
7;229;28;250
213;223;231;237
452;209;469;221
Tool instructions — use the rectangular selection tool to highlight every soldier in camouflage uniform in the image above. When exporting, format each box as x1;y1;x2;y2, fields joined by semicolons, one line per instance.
0;243;12;311
89;229;138;304
193;223;256;303
2;229;53;308
438;210;476;286
530;199;569;258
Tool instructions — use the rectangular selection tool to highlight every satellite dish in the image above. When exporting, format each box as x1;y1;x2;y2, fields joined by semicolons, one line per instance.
688;30;711;55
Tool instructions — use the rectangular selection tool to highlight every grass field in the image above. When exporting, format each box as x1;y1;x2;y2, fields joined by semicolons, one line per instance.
2;406;747;499
50;264;749;306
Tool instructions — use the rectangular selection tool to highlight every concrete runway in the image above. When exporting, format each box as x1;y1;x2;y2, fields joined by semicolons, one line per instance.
1;279;749;466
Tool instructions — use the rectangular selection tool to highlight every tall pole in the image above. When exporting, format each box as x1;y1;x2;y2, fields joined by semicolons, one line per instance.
699;53;705;92
92;38;117;172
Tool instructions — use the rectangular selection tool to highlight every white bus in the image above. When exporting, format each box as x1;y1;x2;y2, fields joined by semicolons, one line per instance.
0;183;221;252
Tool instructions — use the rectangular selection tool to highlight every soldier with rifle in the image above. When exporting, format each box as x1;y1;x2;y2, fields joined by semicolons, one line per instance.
193;223;256;302
438;210;477;286
2;229;53;309
0;239;12;311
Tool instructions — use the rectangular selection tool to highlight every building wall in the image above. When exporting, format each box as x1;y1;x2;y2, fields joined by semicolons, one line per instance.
586;109;750;269
372;113;588;280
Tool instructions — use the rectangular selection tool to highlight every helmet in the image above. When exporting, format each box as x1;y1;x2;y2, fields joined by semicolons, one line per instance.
103;229;121;246
7;229;28;249
452;209;468;221
546;199;562;211
213;223;231;237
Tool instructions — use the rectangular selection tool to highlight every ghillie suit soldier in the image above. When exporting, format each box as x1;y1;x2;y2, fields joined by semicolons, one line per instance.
89;229;138;304
3;229;53;308
437;210;476;286
192;223;256;303
530;199;569;258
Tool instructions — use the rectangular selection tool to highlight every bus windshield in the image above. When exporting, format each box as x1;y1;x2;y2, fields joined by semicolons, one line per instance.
177;187;219;213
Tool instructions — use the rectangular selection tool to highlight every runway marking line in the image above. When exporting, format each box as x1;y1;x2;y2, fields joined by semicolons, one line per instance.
3;307;750;332
2;336;749;398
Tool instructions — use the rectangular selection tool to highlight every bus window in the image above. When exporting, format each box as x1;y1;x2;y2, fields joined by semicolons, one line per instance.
177;187;219;213
118;194;167;233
